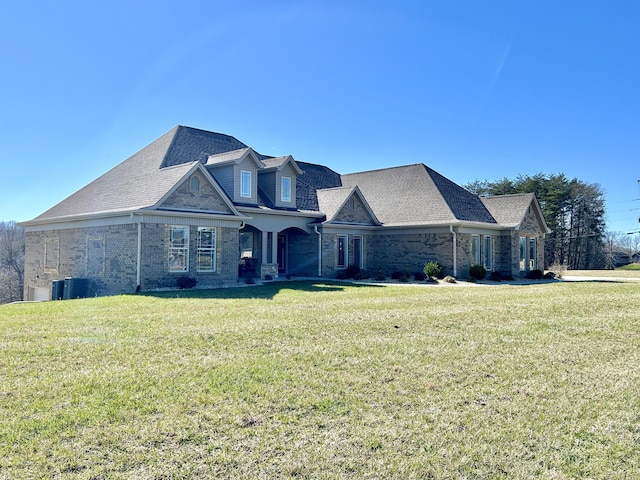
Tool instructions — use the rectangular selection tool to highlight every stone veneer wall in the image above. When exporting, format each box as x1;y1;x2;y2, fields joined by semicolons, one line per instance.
24;222;241;299
24;224;139;298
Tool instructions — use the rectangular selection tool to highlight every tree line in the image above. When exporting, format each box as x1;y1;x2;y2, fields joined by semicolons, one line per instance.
0;221;25;304
466;173;608;270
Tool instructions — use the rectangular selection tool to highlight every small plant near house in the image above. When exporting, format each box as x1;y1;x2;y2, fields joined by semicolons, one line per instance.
413;271;426;281
176;276;197;289
374;268;386;281
423;261;444;280
469;264;487;281
354;270;370;280
525;269;543;280
391;270;403;280
398;273;409;283
344;264;361;279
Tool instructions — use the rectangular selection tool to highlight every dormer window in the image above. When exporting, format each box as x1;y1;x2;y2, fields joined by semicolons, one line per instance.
241;170;251;198
281;176;291;202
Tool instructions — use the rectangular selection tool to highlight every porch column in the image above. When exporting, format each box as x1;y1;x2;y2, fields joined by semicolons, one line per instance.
261;231;269;264
271;231;279;267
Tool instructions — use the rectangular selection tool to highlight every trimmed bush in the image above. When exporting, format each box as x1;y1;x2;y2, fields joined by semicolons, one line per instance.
423;261;444;279
413;271;426;281
176;276;197;289
525;269;543;280
374;268;386;281
391;270;403;280
344;264;361;279
469;264;487;281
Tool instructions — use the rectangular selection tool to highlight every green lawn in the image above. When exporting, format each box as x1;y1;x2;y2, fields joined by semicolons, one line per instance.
1;280;639;479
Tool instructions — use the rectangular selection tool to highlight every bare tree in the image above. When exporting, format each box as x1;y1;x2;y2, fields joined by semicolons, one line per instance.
0;221;25;304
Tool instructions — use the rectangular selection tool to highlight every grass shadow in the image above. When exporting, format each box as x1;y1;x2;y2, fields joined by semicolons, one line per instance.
140;279;381;300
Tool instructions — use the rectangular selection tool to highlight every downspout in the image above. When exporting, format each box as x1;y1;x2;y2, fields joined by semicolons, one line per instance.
450;224;457;278
130;213;142;291
314;224;322;277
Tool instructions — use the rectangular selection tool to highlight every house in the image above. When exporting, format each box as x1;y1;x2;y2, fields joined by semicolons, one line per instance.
20;126;550;300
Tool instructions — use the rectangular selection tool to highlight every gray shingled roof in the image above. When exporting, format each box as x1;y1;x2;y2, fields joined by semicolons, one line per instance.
32;128;200;221
31;126;258;222
480;193;537;228
316;186;354;222
295;161;343;211
341;164;496;226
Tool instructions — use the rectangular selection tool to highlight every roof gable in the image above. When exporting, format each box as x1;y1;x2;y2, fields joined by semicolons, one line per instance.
155;163;241;216
317;186;380;225
481;193;551;232
205;147;264;169
261;155;304;175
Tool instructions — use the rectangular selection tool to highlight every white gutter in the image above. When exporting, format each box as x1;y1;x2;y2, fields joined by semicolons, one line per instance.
314;224;322;277
450;224;457;278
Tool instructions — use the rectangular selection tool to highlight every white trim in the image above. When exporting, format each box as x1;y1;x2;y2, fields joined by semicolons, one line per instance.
240;170;252;198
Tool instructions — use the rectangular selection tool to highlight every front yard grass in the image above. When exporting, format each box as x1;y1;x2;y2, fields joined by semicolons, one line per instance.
1;281;639;478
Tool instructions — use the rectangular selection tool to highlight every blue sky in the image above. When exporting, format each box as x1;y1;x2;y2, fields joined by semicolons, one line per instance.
2;1;639;233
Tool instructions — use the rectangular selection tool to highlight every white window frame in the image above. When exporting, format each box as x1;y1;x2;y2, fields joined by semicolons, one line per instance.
483;235;492;271
529;237;537;270
197;227;216;272
169;226;189;272
240;170;251;198
471;235;481;265
519;236;527;270
281;176;292;202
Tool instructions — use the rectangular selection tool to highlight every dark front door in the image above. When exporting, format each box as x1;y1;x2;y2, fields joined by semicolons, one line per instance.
277;234;287;273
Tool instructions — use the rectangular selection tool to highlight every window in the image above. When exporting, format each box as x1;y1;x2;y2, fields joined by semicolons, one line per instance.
241;170;251;198
529;238;537;270
281;176;291;202
337;235;347;268
197;227;216;272
483;235;492;270
471;235;481;265
519;236;527;270
190;176;200;192
169;226;189;272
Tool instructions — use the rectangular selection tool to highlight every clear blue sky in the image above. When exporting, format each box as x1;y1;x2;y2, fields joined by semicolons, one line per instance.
2;1;639;233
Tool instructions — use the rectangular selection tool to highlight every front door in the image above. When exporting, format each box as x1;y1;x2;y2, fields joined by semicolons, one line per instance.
277;234;287;273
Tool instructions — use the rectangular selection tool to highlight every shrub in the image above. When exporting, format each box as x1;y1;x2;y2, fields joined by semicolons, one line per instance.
399;274;409;282
354;270;370;280
469;264;487;281
344;264;361;279
525;269;543;280
374;268;386;281
176;276;197;289
413;271;426;281
391;270;403;280
423;261;444;279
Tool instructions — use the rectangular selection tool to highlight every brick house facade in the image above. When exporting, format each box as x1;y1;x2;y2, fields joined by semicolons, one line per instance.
21;126;550;300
